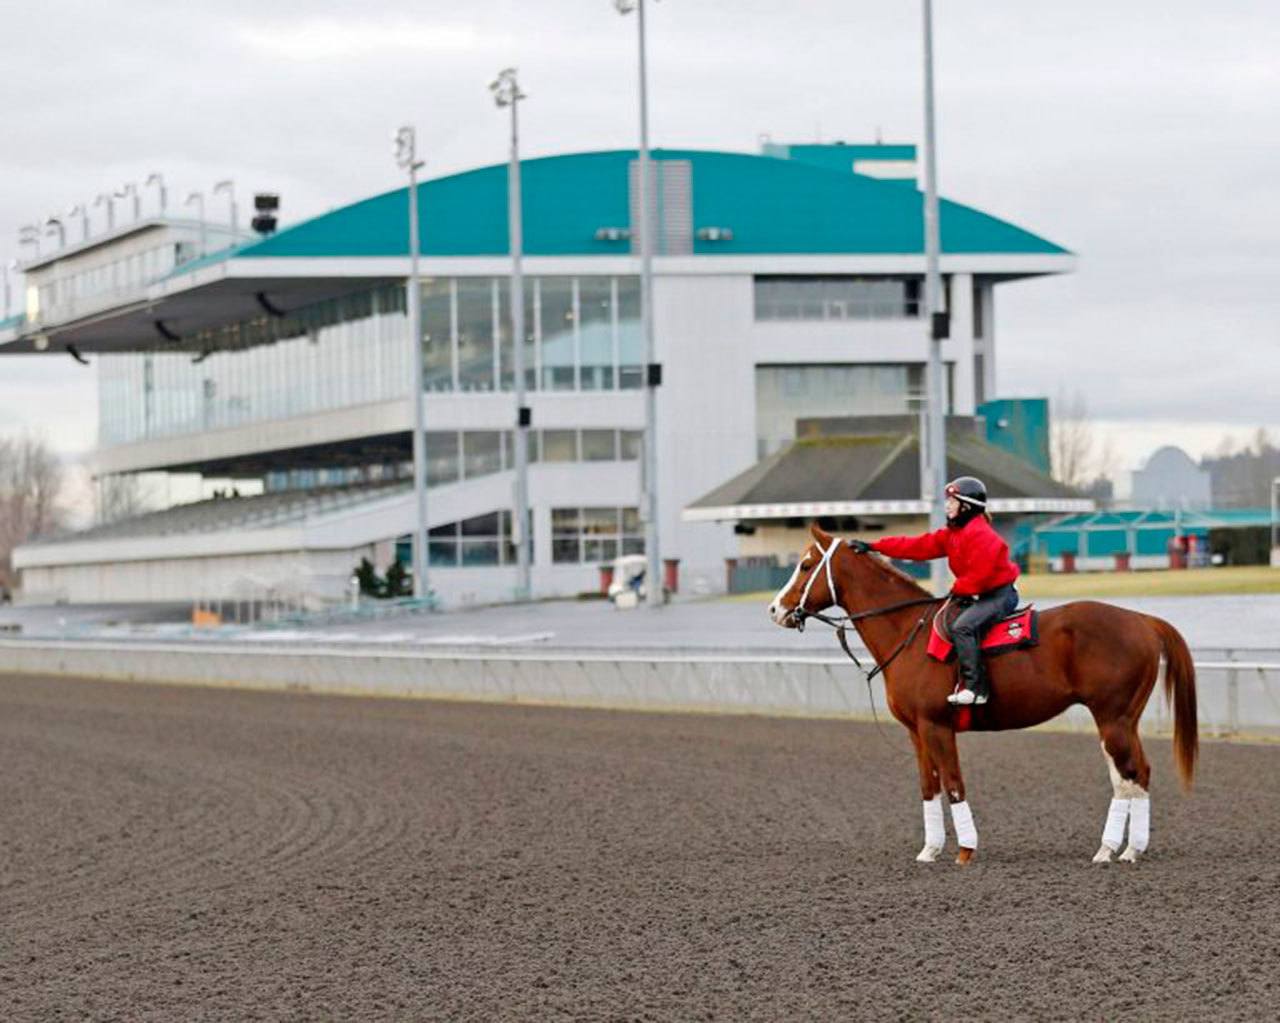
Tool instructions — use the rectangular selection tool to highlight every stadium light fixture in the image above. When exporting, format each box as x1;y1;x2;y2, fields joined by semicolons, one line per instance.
393;125;430;603
614;0;663;607
490;67;532;600
145;173;168;215
18;224;41;258
184;191;207;256
44;217;65;250
115;182;141;222
214;179;238;238
93;193;116;232
67;203;90;241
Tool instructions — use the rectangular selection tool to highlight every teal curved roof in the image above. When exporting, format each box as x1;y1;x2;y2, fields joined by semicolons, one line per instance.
236;148;1068;260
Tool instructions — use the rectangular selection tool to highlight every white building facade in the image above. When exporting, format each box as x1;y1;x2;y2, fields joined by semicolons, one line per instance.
3;144;1073;606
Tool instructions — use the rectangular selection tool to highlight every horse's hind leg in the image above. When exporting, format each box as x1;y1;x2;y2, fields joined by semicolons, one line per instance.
1092;721;1152;864
910;729;945;863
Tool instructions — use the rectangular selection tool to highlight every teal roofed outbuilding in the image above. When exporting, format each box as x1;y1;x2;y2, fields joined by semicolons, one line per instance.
233;148;1070;262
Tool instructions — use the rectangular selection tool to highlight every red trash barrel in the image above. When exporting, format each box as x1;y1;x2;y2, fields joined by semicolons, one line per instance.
663;558;680;594
599;565;614;594
1061;552;1077;574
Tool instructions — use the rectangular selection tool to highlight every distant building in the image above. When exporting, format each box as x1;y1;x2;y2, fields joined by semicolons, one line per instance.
1130;446;1211;510
684;415;1089;584
976;398;1050;476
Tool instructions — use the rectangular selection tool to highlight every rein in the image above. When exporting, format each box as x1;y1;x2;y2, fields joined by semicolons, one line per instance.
789;537;944;754
790;537;942;681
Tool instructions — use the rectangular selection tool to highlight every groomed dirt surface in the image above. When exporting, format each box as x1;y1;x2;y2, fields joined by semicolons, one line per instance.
2;674;1277;1021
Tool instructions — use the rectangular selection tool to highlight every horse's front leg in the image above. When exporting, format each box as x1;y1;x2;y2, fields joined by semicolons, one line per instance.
910;728;945;862
922;721;978;865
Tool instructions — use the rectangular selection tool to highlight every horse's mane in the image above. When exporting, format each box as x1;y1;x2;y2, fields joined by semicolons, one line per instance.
858;548;933;598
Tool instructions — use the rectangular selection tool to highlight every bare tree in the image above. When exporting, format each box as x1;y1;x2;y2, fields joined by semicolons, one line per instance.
98;473;150;524
1050;390;1096;490
0;435;67;589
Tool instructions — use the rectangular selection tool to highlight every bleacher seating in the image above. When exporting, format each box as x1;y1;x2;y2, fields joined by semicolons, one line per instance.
28;481;412;546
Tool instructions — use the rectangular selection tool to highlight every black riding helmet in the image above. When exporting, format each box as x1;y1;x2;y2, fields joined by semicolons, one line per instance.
944;476;987;528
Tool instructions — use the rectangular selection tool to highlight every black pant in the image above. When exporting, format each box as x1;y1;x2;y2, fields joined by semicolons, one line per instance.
952;583;1019;691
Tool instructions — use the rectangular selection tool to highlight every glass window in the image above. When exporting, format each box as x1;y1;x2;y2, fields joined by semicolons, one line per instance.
426;432;459;485
495;280;536;392
754;276;922;321
462;431;502;478
617;276;642;389
551;507;641;564
420;510;514;568
421;279;453;392
457;278;495;391
539;277;575;391
578;277;614;391
551;507;580;564
581;429;617;461
541;429;577;462
620;430;642;461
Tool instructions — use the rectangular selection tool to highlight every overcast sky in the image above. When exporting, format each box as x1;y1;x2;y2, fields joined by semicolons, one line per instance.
2;0;1277;477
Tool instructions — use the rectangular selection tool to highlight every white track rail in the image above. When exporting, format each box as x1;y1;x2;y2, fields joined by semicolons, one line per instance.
1;638;1277;735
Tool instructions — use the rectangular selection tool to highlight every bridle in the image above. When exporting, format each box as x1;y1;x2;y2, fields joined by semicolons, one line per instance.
789;536;943;683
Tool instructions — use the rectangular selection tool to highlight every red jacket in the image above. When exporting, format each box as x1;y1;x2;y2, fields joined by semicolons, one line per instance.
872;516;1019;596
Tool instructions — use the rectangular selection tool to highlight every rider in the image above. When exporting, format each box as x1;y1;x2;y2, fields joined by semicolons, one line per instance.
848;477;1019;706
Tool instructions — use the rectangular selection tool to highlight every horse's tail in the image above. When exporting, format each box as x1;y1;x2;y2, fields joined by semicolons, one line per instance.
1148;615;1198;790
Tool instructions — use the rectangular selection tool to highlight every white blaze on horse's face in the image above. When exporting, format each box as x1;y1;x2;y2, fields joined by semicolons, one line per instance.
768;554;808;627
768;541;830;627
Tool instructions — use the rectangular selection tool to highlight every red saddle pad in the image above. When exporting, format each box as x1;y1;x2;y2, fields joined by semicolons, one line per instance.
927;606;1038;663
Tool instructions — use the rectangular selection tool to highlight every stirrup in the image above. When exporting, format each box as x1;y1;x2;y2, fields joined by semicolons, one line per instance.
947;689;977;706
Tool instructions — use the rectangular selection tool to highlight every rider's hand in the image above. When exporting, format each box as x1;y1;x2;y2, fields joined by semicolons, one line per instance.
847;539;872;554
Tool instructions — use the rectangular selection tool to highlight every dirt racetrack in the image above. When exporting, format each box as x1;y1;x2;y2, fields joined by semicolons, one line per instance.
2;672;1277;1021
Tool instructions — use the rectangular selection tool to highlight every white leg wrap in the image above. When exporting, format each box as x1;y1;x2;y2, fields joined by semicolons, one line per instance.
1102;797;1130;850
923;796;945;849
949;800;978;849
1127;796;1150;853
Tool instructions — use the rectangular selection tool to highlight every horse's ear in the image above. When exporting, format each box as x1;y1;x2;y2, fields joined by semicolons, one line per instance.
809;521;831;546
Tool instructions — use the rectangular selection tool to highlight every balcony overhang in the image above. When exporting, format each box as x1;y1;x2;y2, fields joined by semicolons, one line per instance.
1;259;399;356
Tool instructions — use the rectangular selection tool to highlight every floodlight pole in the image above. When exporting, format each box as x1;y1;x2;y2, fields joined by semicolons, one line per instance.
396;126;430;603
617;0;663;607
492;69;532;600
184;192;206;256
214;180;238;239
922;0;949;594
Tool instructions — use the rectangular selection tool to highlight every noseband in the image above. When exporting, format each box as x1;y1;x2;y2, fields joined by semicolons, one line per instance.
788;538;944;681
791;535;843;631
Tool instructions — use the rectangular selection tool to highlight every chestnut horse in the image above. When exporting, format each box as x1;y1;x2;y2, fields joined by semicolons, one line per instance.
768;524;1197;865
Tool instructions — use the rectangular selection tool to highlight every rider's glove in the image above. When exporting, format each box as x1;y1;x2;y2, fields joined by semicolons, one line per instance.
847;539;872;554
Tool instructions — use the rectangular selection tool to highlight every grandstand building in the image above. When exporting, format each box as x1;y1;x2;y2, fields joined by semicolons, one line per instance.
2;142;1076;607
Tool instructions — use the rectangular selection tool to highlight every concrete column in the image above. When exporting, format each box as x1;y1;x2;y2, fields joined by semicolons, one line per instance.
947;272;976;415
979;280;996;401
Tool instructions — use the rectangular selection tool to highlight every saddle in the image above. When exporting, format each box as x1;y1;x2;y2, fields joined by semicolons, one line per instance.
926;598;1039;663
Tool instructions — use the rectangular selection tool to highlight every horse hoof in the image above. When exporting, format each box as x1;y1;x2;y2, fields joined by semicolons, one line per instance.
955;847;975;866
1118;846;1140;863
916;845;942;863
1092;844;1115;864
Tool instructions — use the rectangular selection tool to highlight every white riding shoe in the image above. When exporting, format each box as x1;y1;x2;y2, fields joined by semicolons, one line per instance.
947;688;988;706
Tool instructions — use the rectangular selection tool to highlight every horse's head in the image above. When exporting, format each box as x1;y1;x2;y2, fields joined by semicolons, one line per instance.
768;523;843;628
